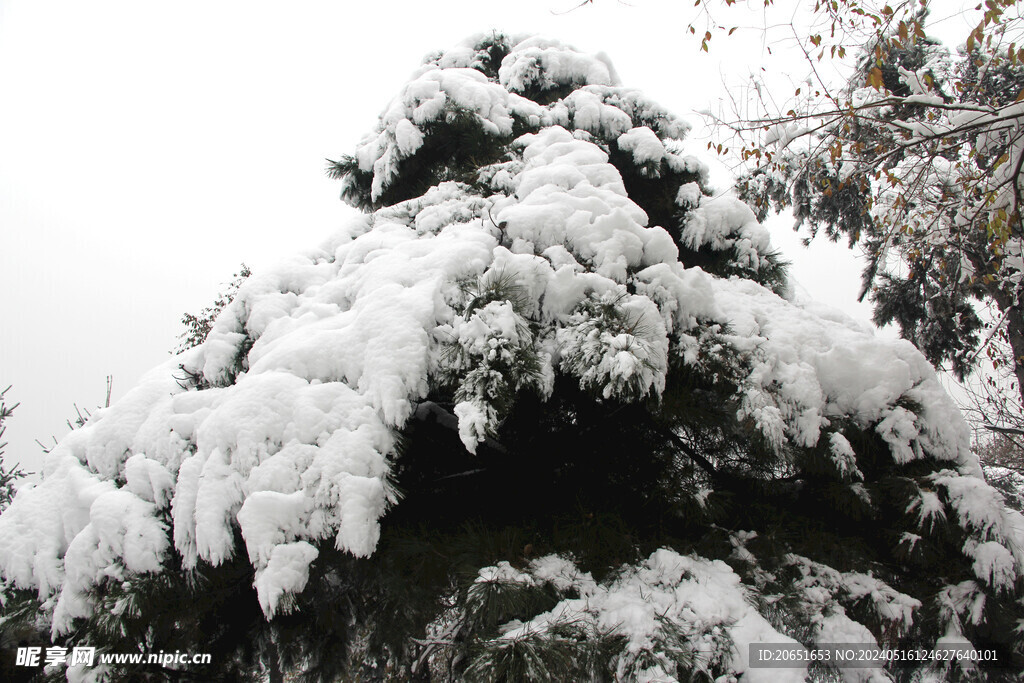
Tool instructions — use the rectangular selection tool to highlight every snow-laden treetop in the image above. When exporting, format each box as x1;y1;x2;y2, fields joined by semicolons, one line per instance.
0;35;1018;675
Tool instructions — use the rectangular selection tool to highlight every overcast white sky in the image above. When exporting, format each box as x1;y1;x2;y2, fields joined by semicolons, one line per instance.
0;0;979;477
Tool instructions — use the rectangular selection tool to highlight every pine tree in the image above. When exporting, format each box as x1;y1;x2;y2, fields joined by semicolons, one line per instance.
0;388;40;683
0;386;26;514
731;5;1024;427
1;33;1023;682
175;264;252;353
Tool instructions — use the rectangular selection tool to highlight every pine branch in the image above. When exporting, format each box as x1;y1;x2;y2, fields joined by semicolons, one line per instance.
985;424;1024;437
413;400;509;454
644;416;719;479
433;468;488;484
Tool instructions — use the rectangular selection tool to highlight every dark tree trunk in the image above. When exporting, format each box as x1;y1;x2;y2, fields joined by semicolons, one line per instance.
1007;299;1024;408
992;284;1024;411
266;640;283;683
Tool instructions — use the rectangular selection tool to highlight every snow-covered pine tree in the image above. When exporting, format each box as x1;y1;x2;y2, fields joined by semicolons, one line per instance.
0;34;1022;682
0;386;26;514
0;388;37;683
175;264;252;354
734;9;1024;427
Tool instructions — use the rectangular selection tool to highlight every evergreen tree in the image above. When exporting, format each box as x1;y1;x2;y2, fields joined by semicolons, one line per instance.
979;433;1024;513
731;4;1024;425
175;264;252;353
0;388;39;683
0;386;26;514
1;34;1023;682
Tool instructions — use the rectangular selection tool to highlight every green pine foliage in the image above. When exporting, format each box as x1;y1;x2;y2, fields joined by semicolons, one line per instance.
735;10;1024;391
0;386;26;514
175;264;252;353
0;386;35;683
331;33;785;294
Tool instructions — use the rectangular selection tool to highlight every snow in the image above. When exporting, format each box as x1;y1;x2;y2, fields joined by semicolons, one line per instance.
237;490;309;567
932;630;982;678
556;289;669;400
51;482;169;635
933;469;1024;543
349;37;692;209
0;455;120;599
906;488;945;532
453;395;496;454
929;470;1024;586
681;194;773;270
123;454;176;509
830;42;1024;317
568;85;691;141
712;276;975;462
393;118;424;156
562;89;635;139
983;464;1024;511
875;406;920;465
829;432;863;481
675;182;701;208
475;559;534;587
0;33;1011;637
192;448;245;567
964;539;1016;592
785;553;921;638
937;581;987;631
254;541;319;618
813;612;889;683
484;549;805;682
498;36;617;95
617;126;667;165
763;122;811;149
354;66;518;201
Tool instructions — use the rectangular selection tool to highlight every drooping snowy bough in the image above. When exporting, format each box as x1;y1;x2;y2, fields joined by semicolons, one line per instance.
1;34;1022;682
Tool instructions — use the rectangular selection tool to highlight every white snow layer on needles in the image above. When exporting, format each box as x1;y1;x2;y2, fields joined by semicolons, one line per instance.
487;549;806;683
352;35;692;204
0;37;1007;630
680;194;772;271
